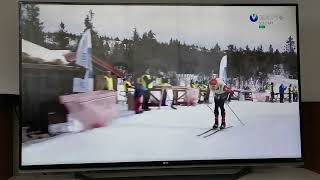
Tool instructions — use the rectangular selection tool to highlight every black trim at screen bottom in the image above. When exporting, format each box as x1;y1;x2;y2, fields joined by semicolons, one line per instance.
20;158;303;171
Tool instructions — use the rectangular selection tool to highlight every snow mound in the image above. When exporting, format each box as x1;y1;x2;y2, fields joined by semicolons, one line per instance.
22;39;70;64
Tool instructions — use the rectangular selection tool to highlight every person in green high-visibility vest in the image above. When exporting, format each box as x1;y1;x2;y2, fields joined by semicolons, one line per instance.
156;71;177;110
292;85;298;102
104;71;114;91
141;69;154;111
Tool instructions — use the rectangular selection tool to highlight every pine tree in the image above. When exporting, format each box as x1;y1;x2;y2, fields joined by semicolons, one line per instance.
269;44;274;53
245;45;250;52
84;15;93;30
227;44;235;52
84;9;94;31
82;10;106;60
257;45;263;52
212;43;221;53
284;36;296;53
169;38;173;45
283;36;298;78
147;30;155;40
132;28;140;42
201;47;208;52
142;32;148;40
54;22;69;49
21;4;45;46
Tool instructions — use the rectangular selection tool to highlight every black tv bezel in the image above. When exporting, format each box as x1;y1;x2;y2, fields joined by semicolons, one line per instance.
18;1;303;171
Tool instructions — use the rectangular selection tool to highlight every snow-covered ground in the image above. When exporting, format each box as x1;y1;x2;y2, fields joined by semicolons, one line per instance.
22;101;301;166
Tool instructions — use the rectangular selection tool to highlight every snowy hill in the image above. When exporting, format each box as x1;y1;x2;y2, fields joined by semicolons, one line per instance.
22;39;70;64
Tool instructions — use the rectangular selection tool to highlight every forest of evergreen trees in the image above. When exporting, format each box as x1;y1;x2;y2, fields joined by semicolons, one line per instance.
21;4;298;84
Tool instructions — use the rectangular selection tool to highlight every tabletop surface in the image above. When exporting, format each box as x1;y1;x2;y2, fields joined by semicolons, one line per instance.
9;167;320;180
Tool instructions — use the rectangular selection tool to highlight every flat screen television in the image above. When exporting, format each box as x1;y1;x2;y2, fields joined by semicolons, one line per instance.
19;1;302;172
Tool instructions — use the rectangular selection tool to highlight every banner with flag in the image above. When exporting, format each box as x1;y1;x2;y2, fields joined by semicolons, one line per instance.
219;55;228;83
73;29;94;92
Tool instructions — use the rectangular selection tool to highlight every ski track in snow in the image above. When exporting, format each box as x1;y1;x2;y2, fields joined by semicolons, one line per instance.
22;101;301;166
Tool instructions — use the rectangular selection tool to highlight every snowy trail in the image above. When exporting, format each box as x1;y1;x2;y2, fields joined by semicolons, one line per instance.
22;102;301;166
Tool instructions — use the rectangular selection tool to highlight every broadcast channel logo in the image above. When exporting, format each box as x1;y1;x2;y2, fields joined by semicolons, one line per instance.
250;13;258;22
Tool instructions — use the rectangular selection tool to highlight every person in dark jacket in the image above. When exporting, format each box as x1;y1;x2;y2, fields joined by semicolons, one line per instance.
279;83;287;103
288;84;292;103
134;78;147;114
270;82;274;102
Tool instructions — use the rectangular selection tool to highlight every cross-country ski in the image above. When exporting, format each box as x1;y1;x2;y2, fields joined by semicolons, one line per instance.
203;126;233;138
197;128;216;137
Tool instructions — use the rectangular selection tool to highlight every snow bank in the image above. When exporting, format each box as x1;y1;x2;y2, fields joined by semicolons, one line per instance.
22;39;69;64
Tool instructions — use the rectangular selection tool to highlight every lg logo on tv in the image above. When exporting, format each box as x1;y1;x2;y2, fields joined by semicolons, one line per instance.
250;13;259;22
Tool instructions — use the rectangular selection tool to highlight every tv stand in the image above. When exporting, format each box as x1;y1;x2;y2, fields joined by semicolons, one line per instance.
74;166;251;179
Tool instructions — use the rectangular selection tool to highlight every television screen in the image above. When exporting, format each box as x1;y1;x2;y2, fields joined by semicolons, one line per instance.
19;2;301;169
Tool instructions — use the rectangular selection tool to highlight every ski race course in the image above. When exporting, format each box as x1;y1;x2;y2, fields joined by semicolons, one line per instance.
22;101;301;166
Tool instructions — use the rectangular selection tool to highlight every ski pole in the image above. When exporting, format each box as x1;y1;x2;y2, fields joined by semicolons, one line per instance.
226;103;245;126
226;93;231;104
205;103;214;113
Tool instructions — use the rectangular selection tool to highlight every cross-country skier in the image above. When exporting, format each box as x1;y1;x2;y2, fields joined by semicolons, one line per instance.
209;76;234;129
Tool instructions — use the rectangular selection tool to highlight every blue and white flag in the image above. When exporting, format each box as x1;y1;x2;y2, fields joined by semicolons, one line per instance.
73;29;94;92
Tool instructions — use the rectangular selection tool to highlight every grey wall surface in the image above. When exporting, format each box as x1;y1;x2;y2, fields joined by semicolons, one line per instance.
298;0;320;102
0;0;19;95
